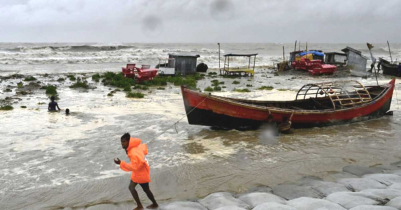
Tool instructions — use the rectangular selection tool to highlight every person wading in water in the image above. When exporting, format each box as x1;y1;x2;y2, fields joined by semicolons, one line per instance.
114;133;158;210
48;96;61;112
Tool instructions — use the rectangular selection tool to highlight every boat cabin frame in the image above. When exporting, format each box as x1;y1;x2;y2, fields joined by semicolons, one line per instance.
296;80;372;110
220;53;257;76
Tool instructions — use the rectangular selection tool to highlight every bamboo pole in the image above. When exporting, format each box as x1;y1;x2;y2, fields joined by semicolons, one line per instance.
294;40;297;52
387;41;393;63
283;46;285;62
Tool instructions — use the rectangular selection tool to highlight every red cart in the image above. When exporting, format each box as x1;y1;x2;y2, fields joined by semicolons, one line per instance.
122;64;158;82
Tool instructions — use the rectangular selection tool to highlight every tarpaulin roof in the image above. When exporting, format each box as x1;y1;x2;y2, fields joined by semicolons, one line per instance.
299;51;324;57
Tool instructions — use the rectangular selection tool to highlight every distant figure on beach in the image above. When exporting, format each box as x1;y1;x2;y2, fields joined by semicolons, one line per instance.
65;108;70;115
114;133;158;210
48;96;61;112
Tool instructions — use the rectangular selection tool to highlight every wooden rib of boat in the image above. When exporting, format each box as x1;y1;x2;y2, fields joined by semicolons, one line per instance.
181;79;395;129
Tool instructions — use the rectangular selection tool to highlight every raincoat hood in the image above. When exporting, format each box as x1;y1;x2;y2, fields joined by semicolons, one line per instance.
127;137;141;151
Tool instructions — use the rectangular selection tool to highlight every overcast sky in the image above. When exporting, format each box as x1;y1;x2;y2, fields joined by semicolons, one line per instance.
0;0;399;43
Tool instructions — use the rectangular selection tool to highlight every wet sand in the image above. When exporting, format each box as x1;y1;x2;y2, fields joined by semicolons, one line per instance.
1;68;401;210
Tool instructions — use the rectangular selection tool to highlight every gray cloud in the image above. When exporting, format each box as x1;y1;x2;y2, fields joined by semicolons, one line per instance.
0;0;400;43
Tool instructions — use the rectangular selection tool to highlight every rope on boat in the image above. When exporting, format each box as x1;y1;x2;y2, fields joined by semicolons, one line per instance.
146;97;208;145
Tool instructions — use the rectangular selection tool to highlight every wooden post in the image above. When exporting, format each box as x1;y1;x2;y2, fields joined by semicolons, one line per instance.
299;41;301;51
218;43;221;69
306;42;308;52
387;41;393;63
253;55;256;71
283;46;285;62
294;40;297;52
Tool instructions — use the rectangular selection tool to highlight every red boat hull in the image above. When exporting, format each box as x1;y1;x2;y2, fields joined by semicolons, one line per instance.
181;79;395;129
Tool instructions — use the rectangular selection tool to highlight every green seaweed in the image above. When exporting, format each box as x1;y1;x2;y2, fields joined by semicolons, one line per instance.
24;76;37;81
17;82;23;88
204;86;214;91
45;85;57;95
258;86;274;90
232;80;240;85
246;84;253;87
92;73;101;82
70;81;90;89
0;105;13;111
126;92;145;98
67;75;76;81
234;88;251;93
21;106;27;108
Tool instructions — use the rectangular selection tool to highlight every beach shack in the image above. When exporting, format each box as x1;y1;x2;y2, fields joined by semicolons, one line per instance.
341;47;368;72
325;52;347;66
220;53;257;76
168;54;200;75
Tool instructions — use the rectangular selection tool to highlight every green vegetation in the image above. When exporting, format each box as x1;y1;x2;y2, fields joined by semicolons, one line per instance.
17;82;23;88
144;73;203;89
123;86;131;92
246;84;253;87
258;86;274;90
211;79;220;86
234;88;251;93
204;86;222;92
57;77;65;82
222;86;226;88
219;81;224;85
5;88;12;92
107;92;114;97
133;85;149;90
213;86;221;91
157;87;165;90
43;73;49;77
37;102;46;105
208;72;217;76
126;92;145;98
24;76;37;81
45;85;57;95
21;106;27;108
274;72;279;76
101;72;136;91
0;105;13;111
70;81;90;89
204;86;214;91
278;89;288;91
232;80;240;85
67;75;76;81
92;73;101;82
96;72;204;90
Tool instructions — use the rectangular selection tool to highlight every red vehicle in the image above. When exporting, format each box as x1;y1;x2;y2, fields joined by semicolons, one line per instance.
180;79;395;130
292;59;337;75
122;64;158;82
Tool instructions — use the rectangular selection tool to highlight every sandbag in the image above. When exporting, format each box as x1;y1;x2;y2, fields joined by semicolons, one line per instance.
253;202;296;210
237;192;286;208
161;201;207;210
198;192;250;210
287;197;346;210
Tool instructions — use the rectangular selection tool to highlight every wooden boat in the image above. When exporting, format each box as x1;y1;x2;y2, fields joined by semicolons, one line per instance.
181;79;395;129
378;58;401;77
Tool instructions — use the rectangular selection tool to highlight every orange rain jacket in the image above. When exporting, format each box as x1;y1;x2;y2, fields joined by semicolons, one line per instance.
120;137;151;183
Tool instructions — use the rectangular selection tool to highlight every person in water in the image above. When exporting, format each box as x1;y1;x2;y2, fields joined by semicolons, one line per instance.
48;96;61;111
114;133;158;210
65;108;70;115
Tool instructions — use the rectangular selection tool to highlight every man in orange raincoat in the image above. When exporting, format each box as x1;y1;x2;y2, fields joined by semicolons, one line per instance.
114;133;158;210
